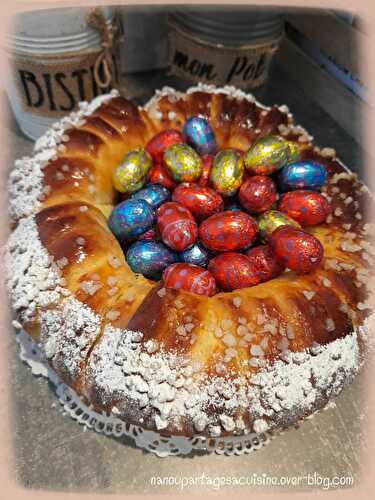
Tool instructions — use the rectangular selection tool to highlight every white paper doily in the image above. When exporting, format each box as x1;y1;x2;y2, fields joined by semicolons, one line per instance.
16;329;278;457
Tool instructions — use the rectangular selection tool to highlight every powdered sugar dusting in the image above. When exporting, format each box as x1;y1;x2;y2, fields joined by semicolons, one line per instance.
248;331;364;431
40;298;101;388
186;83;262;106
142;86;185;113
34;90;119;153
143;83;269;115
8;153;53;223
5;216;66;324
8;90;118;223
83;315;369;436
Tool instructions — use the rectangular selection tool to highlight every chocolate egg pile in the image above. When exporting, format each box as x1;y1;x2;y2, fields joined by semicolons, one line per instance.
108;120;331;296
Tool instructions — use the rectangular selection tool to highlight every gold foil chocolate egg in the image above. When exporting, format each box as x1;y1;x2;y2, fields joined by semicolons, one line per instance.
112;148;153;194
210;149;244;196
258;209;301;241
163;144;202;182
244;135;291;175
287;141;300;163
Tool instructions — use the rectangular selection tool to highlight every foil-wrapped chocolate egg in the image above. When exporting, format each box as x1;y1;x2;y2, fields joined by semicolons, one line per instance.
157;202;198;251
149;163;176;190
163;144;202;182
180;242;209;268
270;226;324;273
183;116;217;155
126;240;177;280
112;148;152;194
278;190;332;226
172;183;224;221
287;141;300;163
199;210;258;252
108;199;154;241
208;253;261;291
258;210;301;241
244;135;290;175
163;263;216;296
246;244;284;282
138;227;158;241
210;149;244;196
131;183;170;210
239;175;277;213
145;129;184;163
199;154;214;187
279;161;327;191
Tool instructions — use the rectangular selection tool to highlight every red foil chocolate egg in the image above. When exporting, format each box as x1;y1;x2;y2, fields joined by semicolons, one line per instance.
145;129;183;163
246;244;284;282
278;190;332;226
239;175;277;213
149;164;176;190
208;253;261;291
199;154;214;187
270;226;324;273
163;263;216;296
199;210;258;252
172;183;224;221
156;202;198;251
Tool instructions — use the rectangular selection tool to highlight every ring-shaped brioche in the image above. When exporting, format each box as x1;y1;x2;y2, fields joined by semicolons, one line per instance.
6;85;374;437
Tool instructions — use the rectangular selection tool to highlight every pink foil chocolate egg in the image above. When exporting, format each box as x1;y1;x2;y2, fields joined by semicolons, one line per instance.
270;226;324;274
163;263;216;296
172;183;224;221
278;190;332;226
208;252;262;291
199;154;214;187
138;227;158;241
149;163;176;190
199;210;258;252
156;202;198;251
239;175;277;213
145;129;184;163
246;244;284;282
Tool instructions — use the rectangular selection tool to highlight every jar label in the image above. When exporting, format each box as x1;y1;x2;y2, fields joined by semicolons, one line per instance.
168;25;280;89
9;49;118;118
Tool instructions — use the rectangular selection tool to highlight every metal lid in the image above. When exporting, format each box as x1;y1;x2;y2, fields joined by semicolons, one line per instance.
8;6;115;53
169;7;283;46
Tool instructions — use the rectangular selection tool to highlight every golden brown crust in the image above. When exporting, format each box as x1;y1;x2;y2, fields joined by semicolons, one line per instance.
36;202;153;324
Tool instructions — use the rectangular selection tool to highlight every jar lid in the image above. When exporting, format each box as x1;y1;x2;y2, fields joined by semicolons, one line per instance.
169;7;283;46
8;6;115;53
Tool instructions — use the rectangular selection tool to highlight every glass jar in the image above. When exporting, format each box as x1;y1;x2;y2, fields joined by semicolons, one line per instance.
167;6;283;89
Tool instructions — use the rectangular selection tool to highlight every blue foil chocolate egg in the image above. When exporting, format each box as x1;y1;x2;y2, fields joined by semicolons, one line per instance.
131;183;170;210
108;199;154;241
183;116;217;155
126;240;178;280
279;161;327;191
180;242;209;268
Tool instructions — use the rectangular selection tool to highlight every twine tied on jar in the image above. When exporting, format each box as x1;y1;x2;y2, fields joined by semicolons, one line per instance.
87;7;118;89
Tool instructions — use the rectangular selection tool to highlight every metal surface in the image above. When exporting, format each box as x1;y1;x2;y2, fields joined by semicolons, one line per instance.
169;6;283;45
6;63;367;493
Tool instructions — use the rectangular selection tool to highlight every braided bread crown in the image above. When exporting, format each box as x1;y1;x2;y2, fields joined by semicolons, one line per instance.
6;85;374;437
